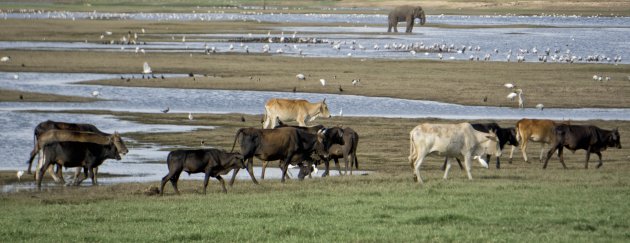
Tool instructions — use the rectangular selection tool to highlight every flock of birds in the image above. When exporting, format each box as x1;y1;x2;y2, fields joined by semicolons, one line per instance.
503;83;544;110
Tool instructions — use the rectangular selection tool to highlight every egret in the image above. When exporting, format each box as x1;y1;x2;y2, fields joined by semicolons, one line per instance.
143;62;152;74
515;89;524;109
188;112;194;120
161;107;170;113
536;103;544;110
1;56;10;62
91;90;100;97
13;74;19;80
319;79;326;86
296;73;305;80
504;83;515;89
182;36;186;42
507;92;517;100
16;170;24;181
592;75;599;81
338;107;343;117
352;79;360;86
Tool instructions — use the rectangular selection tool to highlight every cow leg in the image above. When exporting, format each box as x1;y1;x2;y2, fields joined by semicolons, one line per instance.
443;158;452;180
520;140;530;163
508;145;516;164
160;171;175;195
94;167;99;185
52;164;65;184
441;157;448;171
464;156;473;180
202;172;210;194
494;155;500;169
558;147;567;169
595;152;603;168
322;159;330;177
229;168;239;186
216;175;227;193
334;158;342;175
36;159;53;188
246;158;259;185
585;150;591;169
26;143;39;174
539;143;547;163
412;155;425;184
261;160;268;179
543;145;557;169
88;166;96;186
280;159;291;183
171;172;182;195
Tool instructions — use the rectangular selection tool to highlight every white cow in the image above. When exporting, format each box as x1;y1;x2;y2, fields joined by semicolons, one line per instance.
408;123;501;184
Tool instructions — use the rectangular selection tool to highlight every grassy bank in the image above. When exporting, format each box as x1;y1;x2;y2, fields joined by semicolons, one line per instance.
1;111;629;241
0;89;97;102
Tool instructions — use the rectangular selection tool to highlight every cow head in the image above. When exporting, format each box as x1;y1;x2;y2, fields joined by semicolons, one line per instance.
316;128;344;158
110;132;129;156
226;152;246;170
319;99;332;118
480;131;501;159
609;128;622;149
106;143;122;161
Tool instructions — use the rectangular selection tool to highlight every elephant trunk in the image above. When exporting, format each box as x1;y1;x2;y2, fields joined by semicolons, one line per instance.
419;10;426;25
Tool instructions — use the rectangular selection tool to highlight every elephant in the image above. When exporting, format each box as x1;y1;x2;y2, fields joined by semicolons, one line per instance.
387;5;426;33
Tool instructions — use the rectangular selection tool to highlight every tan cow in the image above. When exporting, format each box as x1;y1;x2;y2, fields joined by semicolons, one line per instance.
262;98;331;128
515;118;568;163
408;123;501;184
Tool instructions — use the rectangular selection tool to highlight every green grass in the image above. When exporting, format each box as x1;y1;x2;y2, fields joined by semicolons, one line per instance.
2;171;629;242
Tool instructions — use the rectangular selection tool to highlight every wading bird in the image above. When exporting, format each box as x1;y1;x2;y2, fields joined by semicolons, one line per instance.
161;107;170;113
143;62;152;74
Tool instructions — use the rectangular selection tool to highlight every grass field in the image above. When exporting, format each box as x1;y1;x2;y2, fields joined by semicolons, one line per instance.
1;1;629;241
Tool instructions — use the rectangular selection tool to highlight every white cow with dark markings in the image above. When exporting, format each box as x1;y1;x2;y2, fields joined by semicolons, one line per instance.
408;123;501;184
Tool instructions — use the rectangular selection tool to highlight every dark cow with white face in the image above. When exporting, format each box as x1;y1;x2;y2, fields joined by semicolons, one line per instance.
160;149;245;195
543;124;621;169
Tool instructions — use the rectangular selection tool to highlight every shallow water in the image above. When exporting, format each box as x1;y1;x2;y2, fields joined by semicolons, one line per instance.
1;12;628;63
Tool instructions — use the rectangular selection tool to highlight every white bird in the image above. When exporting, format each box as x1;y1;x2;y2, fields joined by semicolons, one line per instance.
504;83;515;89
515;89;524;108
188;112;194;120
16;170;24;181
296;73;305;80
91;90;100;97
141;28;145;33
13;74;19;80
181;36;186;42
536;103;544;110
592;75;599;81
338;107;343;117
352;79;360;86
161;107;169;113
311;164;319;175
319;79;326;86
142;62;152;74
507;92;518;100
1;56;11;62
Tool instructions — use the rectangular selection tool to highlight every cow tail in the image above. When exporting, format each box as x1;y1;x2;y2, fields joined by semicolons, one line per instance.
231;128;243;153
166;152;174;170
408;130;417;169
515;122;522;145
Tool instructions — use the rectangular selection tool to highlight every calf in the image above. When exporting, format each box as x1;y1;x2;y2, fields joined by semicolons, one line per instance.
37;141;121;187
160;149;245;195
543;124;621;169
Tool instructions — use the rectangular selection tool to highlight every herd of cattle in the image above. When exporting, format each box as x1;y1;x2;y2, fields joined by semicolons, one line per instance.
24;98;622;193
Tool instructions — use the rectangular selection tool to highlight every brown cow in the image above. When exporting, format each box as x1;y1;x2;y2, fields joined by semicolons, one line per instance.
515;118;568;163
262;98;331;128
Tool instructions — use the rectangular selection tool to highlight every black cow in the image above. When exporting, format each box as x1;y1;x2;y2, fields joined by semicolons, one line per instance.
160;149;245;195
229;126;337;184
319;126;360;177
442;123;519;169
543;124;621;169
263;118;325;179
27;120;111;174
37;141;121;187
